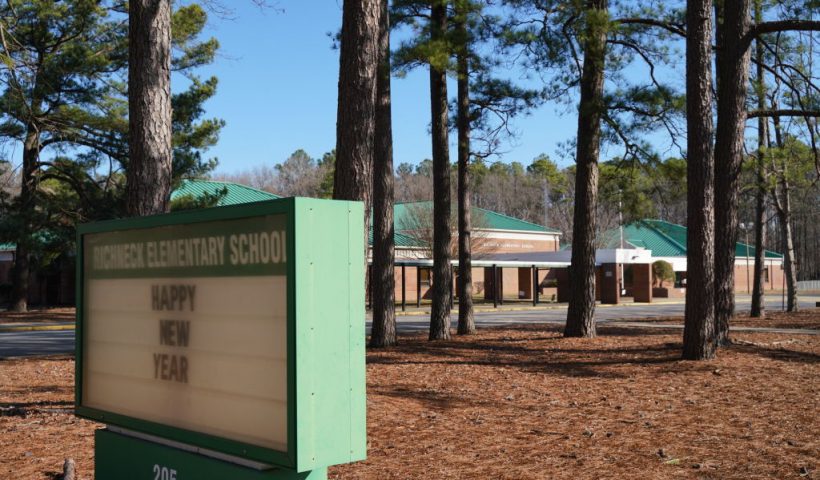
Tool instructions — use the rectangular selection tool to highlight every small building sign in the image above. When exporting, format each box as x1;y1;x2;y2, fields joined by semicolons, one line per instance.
76;198;366;478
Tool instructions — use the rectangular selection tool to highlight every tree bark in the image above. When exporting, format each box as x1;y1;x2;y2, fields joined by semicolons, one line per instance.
713;0;751;346
10;124;39;312
682;0;717;360
428;0;452;341
126;0;173;216
334;0;379;258
750;0;766;318
455;3;475;336
369;0;397;348
565;0;607;339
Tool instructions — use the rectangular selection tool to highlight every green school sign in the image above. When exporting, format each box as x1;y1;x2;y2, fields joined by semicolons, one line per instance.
75;197;366;479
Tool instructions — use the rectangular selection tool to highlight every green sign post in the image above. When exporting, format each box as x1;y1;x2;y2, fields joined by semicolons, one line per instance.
75;197;366;479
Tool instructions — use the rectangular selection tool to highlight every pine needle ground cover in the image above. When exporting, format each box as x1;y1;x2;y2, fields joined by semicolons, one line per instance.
1;312;818;479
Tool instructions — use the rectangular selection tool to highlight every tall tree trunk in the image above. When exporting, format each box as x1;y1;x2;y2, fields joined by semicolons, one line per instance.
370;0;397;348
770;115;799;312
713;0;752;346
777;179;799;312
455;2;475;335
750;145;767;317
10;125;39;312
334;0;379;257
565;0;607;339
682;0;717;360
428;0;452;341
750;0;766;318
126;0;173;216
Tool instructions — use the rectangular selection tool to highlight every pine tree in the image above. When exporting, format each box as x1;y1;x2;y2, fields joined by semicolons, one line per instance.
0;2;222;311
370;0;398;348
428;0;452;341
503;0;687;338
712;0;819;341
334;0;380;260
454;0;476;335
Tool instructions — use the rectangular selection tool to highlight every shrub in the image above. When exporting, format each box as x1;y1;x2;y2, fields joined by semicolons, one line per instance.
652;261;675;288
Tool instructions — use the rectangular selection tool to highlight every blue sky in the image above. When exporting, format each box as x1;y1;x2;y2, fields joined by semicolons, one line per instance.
197;2;587;175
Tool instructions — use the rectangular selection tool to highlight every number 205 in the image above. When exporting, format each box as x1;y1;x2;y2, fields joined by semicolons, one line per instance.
153;464;177;480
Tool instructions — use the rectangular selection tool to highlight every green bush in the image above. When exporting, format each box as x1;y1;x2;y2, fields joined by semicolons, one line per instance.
652;261;675;288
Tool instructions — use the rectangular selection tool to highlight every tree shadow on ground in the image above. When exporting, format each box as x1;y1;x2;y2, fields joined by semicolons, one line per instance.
1;399;73;408
371;387;463;410
730;343;820;364
368;330;684;379
1;399;74;417
3;384;73;395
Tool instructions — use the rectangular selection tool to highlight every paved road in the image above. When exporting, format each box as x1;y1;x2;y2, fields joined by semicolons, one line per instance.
388;294;820;333
0;294;816;357
0;329;76;358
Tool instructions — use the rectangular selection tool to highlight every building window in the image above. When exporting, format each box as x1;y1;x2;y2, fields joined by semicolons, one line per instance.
763;267;769;283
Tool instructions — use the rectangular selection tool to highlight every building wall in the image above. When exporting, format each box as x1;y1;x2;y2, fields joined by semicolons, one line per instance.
733;260;784;294
479;233;560;255
387;265;432;304
388;230;561;304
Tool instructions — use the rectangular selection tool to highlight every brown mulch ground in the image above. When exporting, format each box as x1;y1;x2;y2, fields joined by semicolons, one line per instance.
628;309;820;330
0;308;74;324
1;317;818;479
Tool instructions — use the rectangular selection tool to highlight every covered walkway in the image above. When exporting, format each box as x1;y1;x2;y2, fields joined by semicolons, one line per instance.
369;258;570;311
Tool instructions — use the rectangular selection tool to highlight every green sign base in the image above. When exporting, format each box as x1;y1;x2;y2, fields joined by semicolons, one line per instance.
95;429;327;480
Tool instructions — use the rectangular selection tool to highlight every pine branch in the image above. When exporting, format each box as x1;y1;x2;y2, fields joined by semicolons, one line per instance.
741;20;820;53
611;18;686;37
747;109;820;119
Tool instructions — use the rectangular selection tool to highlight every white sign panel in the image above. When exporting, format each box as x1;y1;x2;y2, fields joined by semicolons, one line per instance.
81;215;289;451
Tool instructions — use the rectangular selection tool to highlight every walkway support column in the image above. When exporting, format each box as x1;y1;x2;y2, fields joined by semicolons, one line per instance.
632;263;653;303
492;264;498;308
367;265;372;310
556;268;570;303
450;266;455;310
532;265;538;306
600;263;621;305
401;264;406;311
416;267;421;308
498;266;504;306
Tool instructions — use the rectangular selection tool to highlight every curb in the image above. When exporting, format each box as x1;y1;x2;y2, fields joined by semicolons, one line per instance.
393;300;687;317
0;324;75;333
395;304;567;317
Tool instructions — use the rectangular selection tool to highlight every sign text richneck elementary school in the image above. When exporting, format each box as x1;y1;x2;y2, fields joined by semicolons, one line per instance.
91;231;287;271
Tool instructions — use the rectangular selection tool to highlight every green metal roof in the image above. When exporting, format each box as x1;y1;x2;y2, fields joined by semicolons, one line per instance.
0;242;14;251
601;219;783;259
171;179;280;206
393;201;559;234
368;230;425;248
